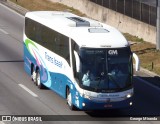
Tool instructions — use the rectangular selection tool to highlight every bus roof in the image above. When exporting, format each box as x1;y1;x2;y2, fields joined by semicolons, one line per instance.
25;11;129;48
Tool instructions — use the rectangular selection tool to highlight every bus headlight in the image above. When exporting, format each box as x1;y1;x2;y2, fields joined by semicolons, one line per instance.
84;94;91;100
126;94;132;98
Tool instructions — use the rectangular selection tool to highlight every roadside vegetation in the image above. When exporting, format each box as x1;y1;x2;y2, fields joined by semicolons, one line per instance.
124;33;160;75
10;0;85;16
10;0;160;75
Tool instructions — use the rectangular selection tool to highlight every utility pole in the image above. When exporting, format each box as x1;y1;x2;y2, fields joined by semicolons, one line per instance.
156;0;160;50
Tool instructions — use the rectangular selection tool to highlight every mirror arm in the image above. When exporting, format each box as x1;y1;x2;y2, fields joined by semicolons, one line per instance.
74;51;80;72
133;53;140;71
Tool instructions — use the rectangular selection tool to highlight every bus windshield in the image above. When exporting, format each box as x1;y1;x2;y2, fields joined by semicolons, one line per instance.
79;47;133;93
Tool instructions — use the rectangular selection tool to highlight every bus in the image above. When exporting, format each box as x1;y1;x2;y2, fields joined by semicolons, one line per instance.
24;11;140;110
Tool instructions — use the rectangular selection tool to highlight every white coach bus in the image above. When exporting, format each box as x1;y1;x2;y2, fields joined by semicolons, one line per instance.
24;11;140;110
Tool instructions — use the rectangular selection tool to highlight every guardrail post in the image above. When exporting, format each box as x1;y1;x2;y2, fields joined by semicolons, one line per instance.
156;0;160;50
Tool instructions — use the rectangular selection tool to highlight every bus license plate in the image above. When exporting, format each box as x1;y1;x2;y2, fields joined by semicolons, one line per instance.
104;104;112;108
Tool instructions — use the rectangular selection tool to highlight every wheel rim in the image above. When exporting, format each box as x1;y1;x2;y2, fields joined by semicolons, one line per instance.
37;72;40;86
67;91;72;107
32;71;36;82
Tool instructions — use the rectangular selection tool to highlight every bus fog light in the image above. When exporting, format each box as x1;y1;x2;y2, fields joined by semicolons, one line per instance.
82;103;86;107
130;102;132;106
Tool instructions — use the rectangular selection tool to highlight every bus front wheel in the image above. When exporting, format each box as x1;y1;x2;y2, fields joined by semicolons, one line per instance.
67;88;75;110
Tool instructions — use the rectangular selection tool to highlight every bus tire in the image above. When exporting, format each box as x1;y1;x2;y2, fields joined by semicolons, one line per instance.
67;88;75;110
32;70;37;84
36;70;43;89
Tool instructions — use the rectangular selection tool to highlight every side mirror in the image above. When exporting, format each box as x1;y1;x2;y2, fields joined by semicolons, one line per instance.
74;51;80;72
133;53;140;71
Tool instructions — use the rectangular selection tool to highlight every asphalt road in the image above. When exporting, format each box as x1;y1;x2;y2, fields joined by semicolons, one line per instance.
0;2;159;124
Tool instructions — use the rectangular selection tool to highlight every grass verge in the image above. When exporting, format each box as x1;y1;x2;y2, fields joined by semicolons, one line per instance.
9;0;85;16
124;33;160;75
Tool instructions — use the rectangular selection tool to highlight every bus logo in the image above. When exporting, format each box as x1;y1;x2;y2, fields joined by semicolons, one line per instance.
108;50;118;55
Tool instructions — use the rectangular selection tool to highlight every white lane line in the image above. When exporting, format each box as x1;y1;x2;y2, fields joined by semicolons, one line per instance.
0;29;9;34
18;84;38;97
134;75;160;90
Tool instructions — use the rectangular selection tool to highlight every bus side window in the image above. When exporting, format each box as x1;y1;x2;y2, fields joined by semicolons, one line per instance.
54;33;60;55
25;18;37;42
35;24;42;44
54;33;70;65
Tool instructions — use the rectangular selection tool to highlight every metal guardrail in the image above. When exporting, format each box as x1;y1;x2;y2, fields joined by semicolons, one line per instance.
90;0;157;26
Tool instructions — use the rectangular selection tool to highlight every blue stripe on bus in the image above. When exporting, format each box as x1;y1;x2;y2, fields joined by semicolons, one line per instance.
24;43;73;98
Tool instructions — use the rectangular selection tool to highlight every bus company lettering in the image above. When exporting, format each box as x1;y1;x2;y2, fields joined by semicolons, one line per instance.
108;50;118;55
45;52;63;68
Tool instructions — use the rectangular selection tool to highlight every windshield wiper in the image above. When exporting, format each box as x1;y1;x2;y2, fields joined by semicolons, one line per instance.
108;73;121;89
96;72;105;89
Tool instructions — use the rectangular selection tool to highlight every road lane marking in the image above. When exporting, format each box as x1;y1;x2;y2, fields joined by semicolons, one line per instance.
0;28;8;34
18;84;38;97
0;121;5;124
134;75;160;90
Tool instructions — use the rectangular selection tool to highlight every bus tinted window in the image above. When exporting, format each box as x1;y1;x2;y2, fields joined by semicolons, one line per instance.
25;18;70;65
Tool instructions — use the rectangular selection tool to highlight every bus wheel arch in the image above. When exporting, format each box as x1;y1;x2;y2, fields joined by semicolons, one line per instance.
66;86;75;110
31;63;34;75
31;63;37;83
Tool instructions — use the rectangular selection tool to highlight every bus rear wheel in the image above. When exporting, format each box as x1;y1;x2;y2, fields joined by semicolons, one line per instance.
32;70;37;84
36;70;43;89
67;88;75;110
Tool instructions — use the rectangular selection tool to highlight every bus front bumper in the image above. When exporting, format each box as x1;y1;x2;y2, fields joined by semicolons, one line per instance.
75;97;133;110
